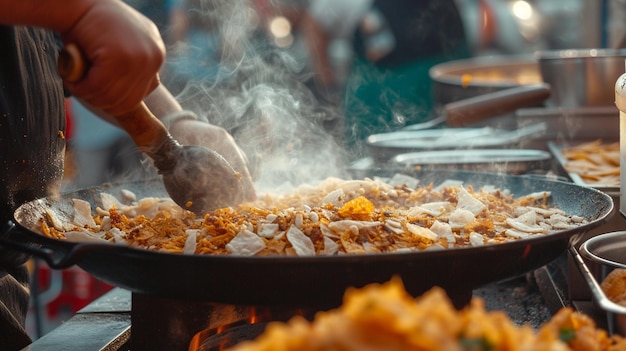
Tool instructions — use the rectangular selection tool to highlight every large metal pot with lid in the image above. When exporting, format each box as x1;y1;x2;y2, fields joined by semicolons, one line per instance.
429;55;541;106
537;48;626;107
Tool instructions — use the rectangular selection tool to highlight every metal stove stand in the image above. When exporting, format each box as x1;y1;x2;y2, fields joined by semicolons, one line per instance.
21;288;131;351
23;260;571;351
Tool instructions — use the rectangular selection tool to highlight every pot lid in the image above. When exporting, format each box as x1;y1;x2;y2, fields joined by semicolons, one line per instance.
367;124;546;151
392;149;552;166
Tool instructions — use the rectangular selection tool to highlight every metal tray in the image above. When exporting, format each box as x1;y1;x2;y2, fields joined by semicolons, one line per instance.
547;141;620;197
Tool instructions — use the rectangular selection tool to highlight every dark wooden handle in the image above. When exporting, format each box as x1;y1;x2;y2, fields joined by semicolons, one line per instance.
445;83;551;127
57;44;86;83
57;43;169;150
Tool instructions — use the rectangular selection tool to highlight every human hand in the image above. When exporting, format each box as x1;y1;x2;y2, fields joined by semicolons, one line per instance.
60;0;165;116
168;119;257;202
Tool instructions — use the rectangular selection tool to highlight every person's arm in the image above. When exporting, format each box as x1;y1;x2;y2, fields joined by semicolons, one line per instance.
166;4;190;46
0;0;165;116
301;12;335;87
1;0;255;199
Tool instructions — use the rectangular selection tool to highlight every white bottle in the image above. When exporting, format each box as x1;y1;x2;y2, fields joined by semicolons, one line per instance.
615;64;626;216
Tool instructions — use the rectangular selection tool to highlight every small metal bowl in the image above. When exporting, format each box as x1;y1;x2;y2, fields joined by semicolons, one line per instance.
574;231;626;335
580;231;626;268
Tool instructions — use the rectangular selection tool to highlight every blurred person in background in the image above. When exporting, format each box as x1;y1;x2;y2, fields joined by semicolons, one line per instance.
125;0;172;31
163;0;228;94
0;1;253;350
303;0;471;159
157;0;349;190
301;0;369;102
609;0;626;48
255;0;347;140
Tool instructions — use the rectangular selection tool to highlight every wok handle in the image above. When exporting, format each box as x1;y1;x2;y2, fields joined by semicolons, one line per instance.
445;83;551;127
1;221;81;269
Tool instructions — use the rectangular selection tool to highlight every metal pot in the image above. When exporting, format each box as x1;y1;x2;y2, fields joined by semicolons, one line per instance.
0;170;614;308
537;48;626;107
430;49;626;108
429;55;541;106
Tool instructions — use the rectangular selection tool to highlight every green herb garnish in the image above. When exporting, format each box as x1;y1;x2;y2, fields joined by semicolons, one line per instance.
459;336;494;351
559;327;576;343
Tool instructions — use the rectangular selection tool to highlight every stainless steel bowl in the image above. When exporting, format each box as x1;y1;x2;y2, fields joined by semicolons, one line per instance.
574;231;626;336
580;231;626;268
537;49;626;107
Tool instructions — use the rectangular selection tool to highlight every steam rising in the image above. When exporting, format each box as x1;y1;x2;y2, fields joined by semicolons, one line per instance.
163;0;349;193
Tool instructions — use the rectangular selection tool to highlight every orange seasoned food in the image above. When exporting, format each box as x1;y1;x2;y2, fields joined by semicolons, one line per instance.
601;268;626;307
226;278;626;351
337;196;375;220
39;175;587;256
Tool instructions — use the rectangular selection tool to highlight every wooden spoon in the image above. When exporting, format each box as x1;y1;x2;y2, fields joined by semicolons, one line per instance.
58;44;246;214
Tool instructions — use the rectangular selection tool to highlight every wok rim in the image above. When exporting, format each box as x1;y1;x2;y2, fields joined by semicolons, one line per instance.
6;169;614;305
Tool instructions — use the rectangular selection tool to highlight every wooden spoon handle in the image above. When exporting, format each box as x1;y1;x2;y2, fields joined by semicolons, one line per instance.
57;44;86;83
57;43;169;150
114;103;170;150
444;83;551;127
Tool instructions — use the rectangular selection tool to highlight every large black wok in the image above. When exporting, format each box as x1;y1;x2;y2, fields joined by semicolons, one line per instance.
0;170;614;308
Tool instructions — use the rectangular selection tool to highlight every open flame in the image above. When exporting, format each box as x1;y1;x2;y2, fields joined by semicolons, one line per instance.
188;305;309;351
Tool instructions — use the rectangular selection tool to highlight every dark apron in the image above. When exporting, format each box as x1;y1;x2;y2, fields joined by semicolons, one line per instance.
0;25;65;350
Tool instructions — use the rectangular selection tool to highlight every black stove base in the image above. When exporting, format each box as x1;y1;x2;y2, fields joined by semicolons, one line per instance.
23;256;573;351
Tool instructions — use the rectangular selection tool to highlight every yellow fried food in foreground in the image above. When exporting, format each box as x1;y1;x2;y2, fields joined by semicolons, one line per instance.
601;269;626;307
227;278;626;351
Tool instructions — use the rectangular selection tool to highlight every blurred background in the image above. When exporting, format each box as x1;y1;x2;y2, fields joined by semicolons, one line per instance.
63;0;626;189
32;0;626;341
